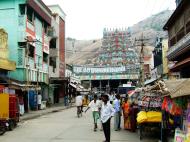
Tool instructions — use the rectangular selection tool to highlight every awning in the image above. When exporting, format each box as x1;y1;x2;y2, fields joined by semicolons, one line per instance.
9;82;41;91
170;57;190;71
165;79;190;98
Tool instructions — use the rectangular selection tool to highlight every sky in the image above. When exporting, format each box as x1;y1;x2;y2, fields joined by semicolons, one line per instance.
44;0;176;40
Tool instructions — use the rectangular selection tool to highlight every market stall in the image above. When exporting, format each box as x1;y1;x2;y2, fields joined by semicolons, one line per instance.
162;79;190;142
137;90;163;140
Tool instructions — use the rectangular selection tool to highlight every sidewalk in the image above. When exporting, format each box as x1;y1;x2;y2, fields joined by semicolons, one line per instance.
20;103;73;121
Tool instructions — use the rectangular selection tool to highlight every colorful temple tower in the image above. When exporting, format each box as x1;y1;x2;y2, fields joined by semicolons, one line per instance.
98;28;138;66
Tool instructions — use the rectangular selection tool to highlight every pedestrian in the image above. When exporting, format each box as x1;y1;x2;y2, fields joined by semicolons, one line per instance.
98;94;103;131
122;97;131;130
108;92;114;104
129;102;138;132
113;94;121;131
101;94;115;142
37;94;42;110
75;92;83;117
85;94;100;131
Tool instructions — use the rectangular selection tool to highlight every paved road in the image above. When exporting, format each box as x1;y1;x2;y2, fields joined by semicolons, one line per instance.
0;107;159;142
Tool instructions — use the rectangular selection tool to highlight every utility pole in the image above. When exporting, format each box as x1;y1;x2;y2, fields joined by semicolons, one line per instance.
26;42;30;112
135;33;149;87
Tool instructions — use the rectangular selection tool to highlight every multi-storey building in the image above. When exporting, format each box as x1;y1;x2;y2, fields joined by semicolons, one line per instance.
164;0;190;78
48;5;67;104
0;0;52;111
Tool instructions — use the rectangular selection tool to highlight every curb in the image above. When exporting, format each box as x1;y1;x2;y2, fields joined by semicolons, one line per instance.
20;105;73;121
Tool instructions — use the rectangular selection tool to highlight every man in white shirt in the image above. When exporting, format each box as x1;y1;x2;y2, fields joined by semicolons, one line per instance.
85;94;101;131
37;94;42;110
101;94;115;142
75;92;83;117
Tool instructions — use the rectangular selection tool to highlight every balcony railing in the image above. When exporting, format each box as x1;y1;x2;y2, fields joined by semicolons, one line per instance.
168;32;190;59
28;57;34;68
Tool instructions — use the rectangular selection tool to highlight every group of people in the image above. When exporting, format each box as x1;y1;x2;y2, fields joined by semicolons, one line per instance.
76;91;138;142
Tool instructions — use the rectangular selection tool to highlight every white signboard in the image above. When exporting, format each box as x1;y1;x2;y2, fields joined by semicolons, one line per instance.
73;65;139;74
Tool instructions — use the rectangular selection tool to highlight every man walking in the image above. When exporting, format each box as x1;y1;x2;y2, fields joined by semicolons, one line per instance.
113;94;121;131
101;94;115;142
85;94;100;131
75;92;83;117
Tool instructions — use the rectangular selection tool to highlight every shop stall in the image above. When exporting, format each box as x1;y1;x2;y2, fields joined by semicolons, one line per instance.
162;79;190;142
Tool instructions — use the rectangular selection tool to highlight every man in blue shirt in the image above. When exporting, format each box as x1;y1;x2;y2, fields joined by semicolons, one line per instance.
113;94;121;131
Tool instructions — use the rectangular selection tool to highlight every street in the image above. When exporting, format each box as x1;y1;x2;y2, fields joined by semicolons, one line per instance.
0;107;159;142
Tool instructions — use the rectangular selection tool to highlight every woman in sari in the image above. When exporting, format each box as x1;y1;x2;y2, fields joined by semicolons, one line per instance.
122;97;131;130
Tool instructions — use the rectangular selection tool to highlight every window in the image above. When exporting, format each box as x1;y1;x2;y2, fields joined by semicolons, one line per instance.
28;44;34;58
43;52;48;63
19;4;25;15
49;57;56;68
27;7;33;23
44;23;48;34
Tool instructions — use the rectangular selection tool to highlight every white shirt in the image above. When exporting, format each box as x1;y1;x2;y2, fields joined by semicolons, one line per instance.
75;95;83;106
88;100;101;112
109;94;114;101
38;95;42;104
101;102;115;123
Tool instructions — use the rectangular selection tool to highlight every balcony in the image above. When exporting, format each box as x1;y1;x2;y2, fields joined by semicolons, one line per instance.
168;32;190;60
28;57;35;68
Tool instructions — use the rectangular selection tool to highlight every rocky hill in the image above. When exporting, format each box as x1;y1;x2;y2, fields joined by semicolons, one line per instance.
66;10;173;65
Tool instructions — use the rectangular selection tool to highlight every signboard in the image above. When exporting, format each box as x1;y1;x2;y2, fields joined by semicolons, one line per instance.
79;74;139;80
43;35;49;54
73;65;139;74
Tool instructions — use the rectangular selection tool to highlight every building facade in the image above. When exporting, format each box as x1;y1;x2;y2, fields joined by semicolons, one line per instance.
48;5;67;104
0;0;53;111
164;0;190;78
